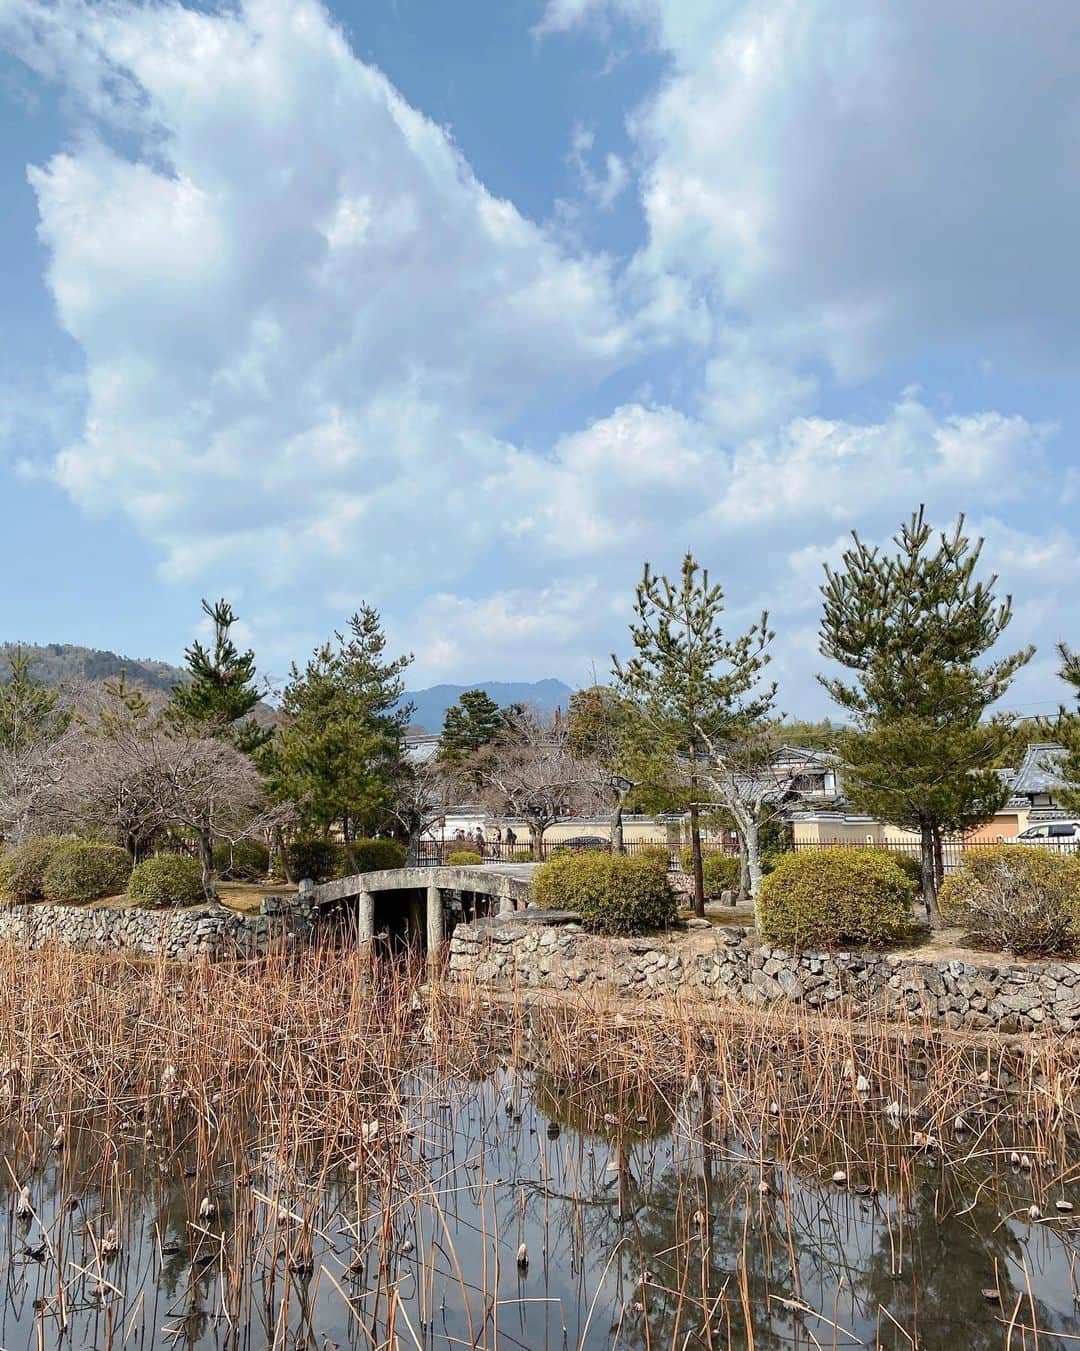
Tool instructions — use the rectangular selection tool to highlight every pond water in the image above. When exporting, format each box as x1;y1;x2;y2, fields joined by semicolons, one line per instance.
4;1064;1080;1350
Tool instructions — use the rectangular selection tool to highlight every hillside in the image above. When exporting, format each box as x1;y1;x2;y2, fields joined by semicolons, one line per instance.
0;642;185;694
0;644;574;732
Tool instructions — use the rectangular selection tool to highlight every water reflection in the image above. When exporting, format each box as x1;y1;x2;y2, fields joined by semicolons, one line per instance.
1;1070;1079;1348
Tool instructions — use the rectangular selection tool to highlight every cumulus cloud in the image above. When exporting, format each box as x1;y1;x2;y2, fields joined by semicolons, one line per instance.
6;0;630;589
4;0;1076;705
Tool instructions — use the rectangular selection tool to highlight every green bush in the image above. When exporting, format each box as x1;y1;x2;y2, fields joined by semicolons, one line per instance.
0;836;72;903
636;844;673;868
286;839;343;882
533;852;677;936
447;849;483;866
872;849;924;885
352;838;406;873
212;839;270;881
41;843;131;902
757;847;916;951
680;846;740;896
939;845;1080;956
128;855;206;908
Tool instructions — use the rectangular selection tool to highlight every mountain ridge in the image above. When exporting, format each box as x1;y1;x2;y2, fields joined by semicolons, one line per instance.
0;643;575;731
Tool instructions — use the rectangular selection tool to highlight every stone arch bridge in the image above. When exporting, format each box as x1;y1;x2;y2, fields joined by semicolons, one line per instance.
309;863;537;956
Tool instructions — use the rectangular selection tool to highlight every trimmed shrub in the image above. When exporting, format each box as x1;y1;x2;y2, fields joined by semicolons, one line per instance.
447;849;483;866
286;839;343;883
352;838;407;873
680;846;740;896
212;839;270;881
939;845;1080;956
870;850;924;886
757;847;916;951
128;855;205;908
41;843;131;903
533;852;677;936
0;836;71;903
636;844;673;869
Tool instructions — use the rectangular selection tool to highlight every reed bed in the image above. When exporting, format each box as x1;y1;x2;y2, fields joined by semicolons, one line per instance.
0;940;1077;1348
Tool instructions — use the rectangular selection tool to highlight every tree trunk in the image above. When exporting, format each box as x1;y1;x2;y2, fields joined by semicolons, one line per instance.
270;825;293;883
196;827;216;900
688;742;705;918
932;826;946;893
743;816;764;929
736;832;749;902
341;816;357;874
529;821;544;860
406;825;422;867
919;818;939;925
610;799;625;854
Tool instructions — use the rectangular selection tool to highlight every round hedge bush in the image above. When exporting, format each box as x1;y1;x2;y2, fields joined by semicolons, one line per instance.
757;847;916;950
352;838;407;872
447;849;483;866
211;838;270;881
41;842;131;903
939;845;1080;956
128;855;206;908
680;846;740;896
286;839;343;882
0;836;70;903
533;852;677;935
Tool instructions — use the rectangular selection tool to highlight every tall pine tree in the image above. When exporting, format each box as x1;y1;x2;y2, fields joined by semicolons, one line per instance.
269;607;412;871
613;554;774;916
819;508;1033;921
170;599;270;752
438;689;505;785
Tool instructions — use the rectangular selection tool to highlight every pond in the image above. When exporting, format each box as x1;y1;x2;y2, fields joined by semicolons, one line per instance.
4;1063;1080;1349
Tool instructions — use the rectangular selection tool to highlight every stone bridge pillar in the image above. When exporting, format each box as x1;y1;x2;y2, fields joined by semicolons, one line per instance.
426;882;444;963
358;889;375;942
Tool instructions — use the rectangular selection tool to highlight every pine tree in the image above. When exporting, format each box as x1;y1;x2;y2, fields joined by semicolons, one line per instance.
1051;645;1080;812
819;507;1033;921
269;607;412;871
613;554;775;916
438;689;505;784
170;599;269;753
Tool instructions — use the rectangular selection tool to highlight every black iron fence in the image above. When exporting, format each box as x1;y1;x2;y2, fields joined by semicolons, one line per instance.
417;834;1069;875
790;837;1077;874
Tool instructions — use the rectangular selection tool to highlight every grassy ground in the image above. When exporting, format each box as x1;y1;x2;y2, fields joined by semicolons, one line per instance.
68;880;295;915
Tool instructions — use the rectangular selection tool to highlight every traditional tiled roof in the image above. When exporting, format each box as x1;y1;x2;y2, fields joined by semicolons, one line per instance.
1006;743;1071;799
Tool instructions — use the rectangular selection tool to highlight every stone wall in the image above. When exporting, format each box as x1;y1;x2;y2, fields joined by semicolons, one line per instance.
0;893;316;962
448;917;1080;1034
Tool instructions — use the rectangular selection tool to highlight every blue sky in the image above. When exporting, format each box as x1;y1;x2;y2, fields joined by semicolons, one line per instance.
0;0;1077;715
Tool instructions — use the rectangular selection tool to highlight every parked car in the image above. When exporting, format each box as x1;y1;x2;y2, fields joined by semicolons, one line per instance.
556;836;610;853
1008;820;1080;846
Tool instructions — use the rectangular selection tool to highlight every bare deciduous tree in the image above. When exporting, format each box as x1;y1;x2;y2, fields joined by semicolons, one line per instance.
477;709;601;858
697;726;812;922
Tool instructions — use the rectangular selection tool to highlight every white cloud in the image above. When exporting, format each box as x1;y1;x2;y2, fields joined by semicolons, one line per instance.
6;0;631;596
5;0;1078;710
545;0;1080;381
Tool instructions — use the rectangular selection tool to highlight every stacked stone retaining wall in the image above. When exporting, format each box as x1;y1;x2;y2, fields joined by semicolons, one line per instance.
449;919;1080;1034
0;893;315;961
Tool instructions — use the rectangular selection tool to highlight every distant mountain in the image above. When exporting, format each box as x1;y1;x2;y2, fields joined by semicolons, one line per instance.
402;679;575;733
0;642;185;694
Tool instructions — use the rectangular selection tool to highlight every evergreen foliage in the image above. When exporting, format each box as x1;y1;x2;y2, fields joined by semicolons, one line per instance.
439;690;505;773
0;648;71;843
818;508;1033;921
268;607;412;871
757;848;916;950
128;854;205;908
532;851;677;935
0;836;69;902
41;842;131;902
170;599;269;752
613;554;774;917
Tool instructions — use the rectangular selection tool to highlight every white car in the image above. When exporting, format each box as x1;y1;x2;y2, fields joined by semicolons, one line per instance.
1009;820;1080;847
